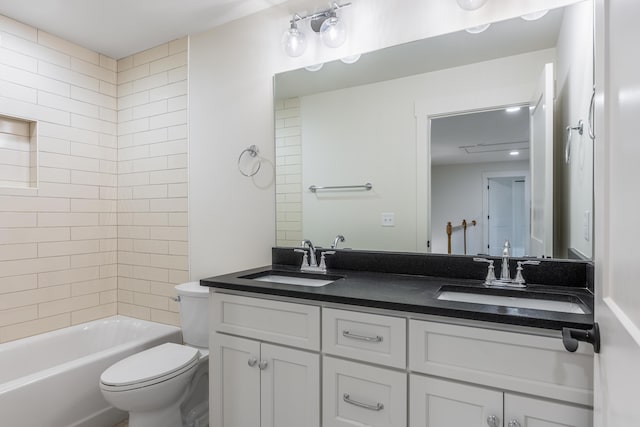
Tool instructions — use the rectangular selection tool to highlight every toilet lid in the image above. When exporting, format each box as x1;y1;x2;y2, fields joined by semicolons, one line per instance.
101;343;200;387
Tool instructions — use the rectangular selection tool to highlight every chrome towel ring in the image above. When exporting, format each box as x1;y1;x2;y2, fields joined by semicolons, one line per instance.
238;145;261;177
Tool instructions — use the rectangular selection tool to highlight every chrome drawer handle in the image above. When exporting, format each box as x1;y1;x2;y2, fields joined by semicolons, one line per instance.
247;357;258;367
487;415;499;427
508;420;521;427
343;393;384;411
342;330;383;342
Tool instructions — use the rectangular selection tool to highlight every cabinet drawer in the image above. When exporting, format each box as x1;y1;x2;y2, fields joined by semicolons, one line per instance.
323;308;406;368
323;356;407;427
211;292;320;351
409;319;593;406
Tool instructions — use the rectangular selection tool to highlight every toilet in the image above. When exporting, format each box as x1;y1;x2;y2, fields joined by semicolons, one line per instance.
100;282;210;427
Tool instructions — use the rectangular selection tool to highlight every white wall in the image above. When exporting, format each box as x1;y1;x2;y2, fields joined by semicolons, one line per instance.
555;0;594;258
432;161;529;255
188;0;582;277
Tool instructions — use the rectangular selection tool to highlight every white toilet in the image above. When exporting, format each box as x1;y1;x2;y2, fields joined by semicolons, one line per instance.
100;282;210;427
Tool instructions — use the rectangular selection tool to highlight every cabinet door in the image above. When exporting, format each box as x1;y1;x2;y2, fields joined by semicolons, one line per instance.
260;343;320;427
410;375;503;427
504;394;592;427
211;333;261;427
323;356;407;427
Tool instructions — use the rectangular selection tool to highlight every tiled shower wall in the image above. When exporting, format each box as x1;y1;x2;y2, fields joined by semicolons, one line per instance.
0;14;188;342
0;15;119;342
275;97;302;247
116;39;189;326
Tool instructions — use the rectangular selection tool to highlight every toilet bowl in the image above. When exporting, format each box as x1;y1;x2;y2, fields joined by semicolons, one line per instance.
100;282;210;427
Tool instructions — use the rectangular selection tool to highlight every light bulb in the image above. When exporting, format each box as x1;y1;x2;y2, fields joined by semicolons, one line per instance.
456;0;489;11
465;23;491;34
305;63;324;72
521;10;549;21
282;21;306;57
320;13;347;48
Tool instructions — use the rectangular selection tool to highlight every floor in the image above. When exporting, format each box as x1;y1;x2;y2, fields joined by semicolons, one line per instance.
113;420;128;427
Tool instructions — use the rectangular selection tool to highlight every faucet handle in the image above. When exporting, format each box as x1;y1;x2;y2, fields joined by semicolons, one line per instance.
319;251;336;271
294;249;310;268
513;260;541;285
473;257;497;285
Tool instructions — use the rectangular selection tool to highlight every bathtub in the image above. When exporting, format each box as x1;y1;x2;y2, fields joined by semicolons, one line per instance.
0;315;182;427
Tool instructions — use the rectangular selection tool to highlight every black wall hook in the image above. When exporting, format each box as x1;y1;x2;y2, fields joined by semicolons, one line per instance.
562;323;601;353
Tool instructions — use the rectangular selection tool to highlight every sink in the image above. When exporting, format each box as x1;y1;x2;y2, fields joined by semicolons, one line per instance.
241;271;343;287
436;286;589;314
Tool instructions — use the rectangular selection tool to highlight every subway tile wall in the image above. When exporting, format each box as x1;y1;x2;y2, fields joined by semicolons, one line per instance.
0;14;188;342
116;38;188;326
275;98;302;247
0;15;119;342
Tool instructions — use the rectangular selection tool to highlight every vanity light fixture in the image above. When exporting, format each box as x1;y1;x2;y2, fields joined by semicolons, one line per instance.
282;2;351;57
521;9;549;21
456;0;488;11
465;23;491;34
505;106;522;113
509;151;520;156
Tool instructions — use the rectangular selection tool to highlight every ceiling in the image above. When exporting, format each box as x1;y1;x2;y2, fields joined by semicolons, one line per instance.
0;0;291;59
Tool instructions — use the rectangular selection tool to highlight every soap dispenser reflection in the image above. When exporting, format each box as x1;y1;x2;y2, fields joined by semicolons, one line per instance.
500;240;511;281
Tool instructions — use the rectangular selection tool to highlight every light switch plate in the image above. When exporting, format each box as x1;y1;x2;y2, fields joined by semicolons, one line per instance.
381;212;395;227
583;210;590;241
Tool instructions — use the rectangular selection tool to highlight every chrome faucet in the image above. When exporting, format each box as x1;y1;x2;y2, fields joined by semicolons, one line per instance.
500;240;511;281
332;235;345;249
300;239;317;268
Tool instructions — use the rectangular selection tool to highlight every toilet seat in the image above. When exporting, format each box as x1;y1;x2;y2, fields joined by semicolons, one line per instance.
100;343;200;392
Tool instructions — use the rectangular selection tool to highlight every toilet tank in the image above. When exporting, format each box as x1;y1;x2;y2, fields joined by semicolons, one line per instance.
175;282;209;348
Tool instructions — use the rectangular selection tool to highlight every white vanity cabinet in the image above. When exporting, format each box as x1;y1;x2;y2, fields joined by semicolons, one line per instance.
210;292;594;427
211;293;321;427
410;375;592;427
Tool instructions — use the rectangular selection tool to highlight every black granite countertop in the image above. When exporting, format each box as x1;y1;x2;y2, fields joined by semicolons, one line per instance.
201;263;594;331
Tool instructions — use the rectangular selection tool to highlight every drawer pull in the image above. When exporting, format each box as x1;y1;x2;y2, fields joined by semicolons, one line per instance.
343;393;384;411
342;330;383;342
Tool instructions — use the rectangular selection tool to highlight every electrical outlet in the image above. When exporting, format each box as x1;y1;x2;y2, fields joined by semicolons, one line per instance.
381;212;395;227
583;210;590;241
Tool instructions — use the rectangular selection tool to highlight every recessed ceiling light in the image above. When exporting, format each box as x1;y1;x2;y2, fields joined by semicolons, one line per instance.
510;151;520;156
506;107;521;113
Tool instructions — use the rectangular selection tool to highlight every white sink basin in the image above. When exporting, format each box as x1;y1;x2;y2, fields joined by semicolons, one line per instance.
252;274;336;287
437;290;587;314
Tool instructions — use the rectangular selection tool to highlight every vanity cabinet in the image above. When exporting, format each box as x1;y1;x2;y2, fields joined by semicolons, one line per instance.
410;375;592;427
210;292;593;427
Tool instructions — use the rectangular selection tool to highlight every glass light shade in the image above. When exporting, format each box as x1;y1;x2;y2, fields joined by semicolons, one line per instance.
305;63;324;72
521;10;549;21
340;54;361;64
456;0;489;11
465;23;491;34
320;16;347;48
282;25;307;57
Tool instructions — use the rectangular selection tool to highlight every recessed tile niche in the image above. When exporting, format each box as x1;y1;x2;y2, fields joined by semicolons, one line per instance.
0;114;38;189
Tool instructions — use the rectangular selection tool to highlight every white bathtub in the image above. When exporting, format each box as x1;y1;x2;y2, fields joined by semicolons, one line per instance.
0;315;182;427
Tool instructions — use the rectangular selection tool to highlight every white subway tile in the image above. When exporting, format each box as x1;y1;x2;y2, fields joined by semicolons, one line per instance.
149;226;187;241
0;15;38;41
149;51;187;74
70;251;116;268
70;226;117;240
39;293;99;317
119;144;150;161
133;72;168;94
118;117;149;136
0;46;37;71
133;44;169;67
99;80;116;97
70;86;116;109
132;100;167;119
0;274;37;294
117;225;150;239
70;114;116;135
167;154;187;169
133;292;168;310
70;199;116;213
149;81;186;101
38;182;99;199
0;95;71;125
99;134;117;148
149;139;186;157
0;305;38;327
39;91;100;118
38;61;99;91
0;212;36;227
150;309;179;326
38;212;99;227
0;256;70;279
0;79;37;103
71;302;116;325
0;63;70;97
117;303;149;320
70;141;117;161
0;243;38;261
38;30;99;65
0;195;69;212
117;81;133;97
118;63;150;84
119;277;149;294
133;212;168;226
99;290;117;304
149;254;187;270
40;152;99;172
167;124;187;140
149;168;187;185
70;57;116;84
148;110;186;130
132;128;167;146
39;137;70;155
100;187;117;200
169;240;188;255
99;160;118;174
1;313;70;343
168;37;188;55
0;227;69;244
149;198;188;213
168;183;188;198
39;122;99;145
133;265;168;282
117;199;150;213
100;55;116;72
117;56;133;72
99;107;117;123
167;95;187;112
38;240;100;257
100;264;117;278
168;269;189;284
2;32;69;67
167;66;187;83
118;91;149;110
132;157;167;173
118;251;150;266
134;239;169;255
132;184;167;199
118;171;149;187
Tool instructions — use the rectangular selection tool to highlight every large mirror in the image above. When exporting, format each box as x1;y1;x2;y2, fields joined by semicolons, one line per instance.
274;0;594;260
